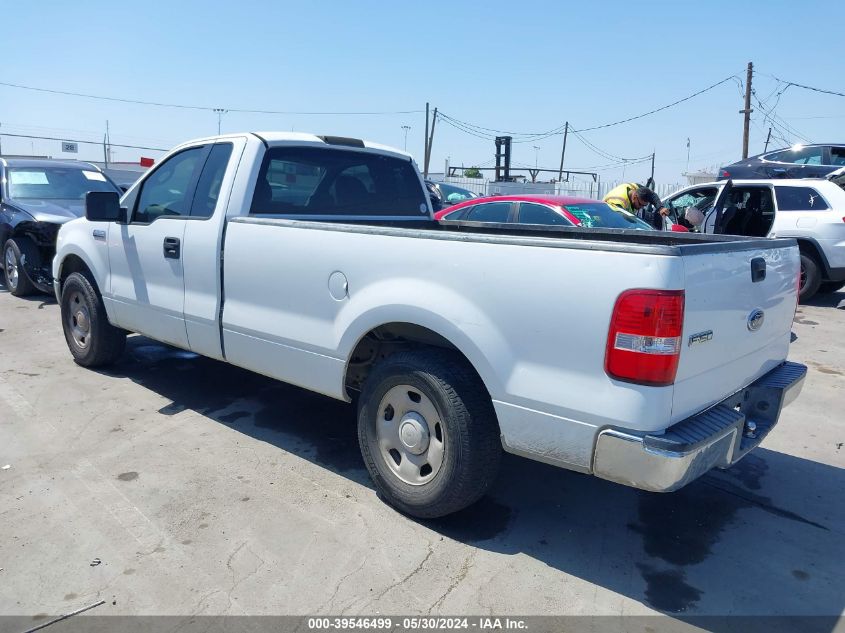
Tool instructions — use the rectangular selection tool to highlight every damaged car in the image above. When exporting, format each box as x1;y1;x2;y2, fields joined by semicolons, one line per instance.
1;159;122;296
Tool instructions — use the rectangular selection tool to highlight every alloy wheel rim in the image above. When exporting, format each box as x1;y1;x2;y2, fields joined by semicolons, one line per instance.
4;247;18;290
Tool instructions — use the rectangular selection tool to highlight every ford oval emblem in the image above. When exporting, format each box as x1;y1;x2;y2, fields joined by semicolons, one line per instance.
747;309;765;332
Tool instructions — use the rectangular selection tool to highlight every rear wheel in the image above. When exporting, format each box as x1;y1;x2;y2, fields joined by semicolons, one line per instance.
818;281;845;294
60;272;126;367
799;253;822;303
357;349;501;518
3;238;37;297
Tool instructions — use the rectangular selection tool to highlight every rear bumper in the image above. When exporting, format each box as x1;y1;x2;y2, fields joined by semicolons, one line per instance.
592;361;806;492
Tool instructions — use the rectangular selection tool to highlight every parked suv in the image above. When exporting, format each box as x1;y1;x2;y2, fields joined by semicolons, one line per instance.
0;158;122;296
663;172;845;301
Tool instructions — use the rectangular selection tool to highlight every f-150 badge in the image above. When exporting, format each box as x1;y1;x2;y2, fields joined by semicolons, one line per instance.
688;330;713;347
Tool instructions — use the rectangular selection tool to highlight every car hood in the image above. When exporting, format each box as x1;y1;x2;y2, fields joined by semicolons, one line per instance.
7;198;84;224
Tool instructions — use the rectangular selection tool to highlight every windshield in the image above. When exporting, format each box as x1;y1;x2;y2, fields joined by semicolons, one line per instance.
8;167;120;200
563;202;653;230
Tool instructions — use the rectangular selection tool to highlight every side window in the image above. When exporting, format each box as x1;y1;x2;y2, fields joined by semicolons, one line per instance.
518;203;568;225
190;143;234;218
766;146;824;165
134;147;206;223
775;187;830;211
465;202;511;223
830;147;845;166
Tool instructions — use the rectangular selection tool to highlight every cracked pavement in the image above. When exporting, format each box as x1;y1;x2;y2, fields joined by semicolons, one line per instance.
0;285;843;619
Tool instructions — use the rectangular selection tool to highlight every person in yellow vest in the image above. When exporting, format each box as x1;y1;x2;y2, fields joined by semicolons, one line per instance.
603;183;669;230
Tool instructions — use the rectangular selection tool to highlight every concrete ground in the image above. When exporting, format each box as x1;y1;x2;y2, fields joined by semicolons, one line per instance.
0;281;843;625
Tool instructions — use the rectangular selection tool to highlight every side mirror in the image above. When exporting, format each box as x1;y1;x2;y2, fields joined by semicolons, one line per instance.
86;191;125;223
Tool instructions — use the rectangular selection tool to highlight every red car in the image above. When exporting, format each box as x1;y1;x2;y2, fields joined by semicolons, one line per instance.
434;194;655;230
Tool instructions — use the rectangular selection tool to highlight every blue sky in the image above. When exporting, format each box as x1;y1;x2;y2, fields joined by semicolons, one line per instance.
2;0;843;184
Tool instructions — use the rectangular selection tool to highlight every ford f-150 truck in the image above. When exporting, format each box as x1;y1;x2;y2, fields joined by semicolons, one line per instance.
52;132;806;518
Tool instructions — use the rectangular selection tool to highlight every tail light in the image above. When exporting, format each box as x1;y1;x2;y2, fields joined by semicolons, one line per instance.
720;169;731;178
605;290;685;386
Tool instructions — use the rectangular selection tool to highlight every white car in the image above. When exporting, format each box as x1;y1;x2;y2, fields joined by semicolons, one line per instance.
52;132;805;518
663;172;845;301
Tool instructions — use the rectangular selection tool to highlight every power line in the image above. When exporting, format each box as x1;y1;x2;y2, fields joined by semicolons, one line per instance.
575;75;740;132
571;130;652;163
0;80;424;116
0;132;167;152
438;73;741;140
760;74;845;99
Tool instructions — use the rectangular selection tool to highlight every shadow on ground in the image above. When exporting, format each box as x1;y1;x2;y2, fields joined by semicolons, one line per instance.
99;336;844;628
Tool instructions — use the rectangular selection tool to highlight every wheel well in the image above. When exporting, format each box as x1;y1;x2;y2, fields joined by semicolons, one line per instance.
796;239;830;278
58;255;96;292
345;323;477;397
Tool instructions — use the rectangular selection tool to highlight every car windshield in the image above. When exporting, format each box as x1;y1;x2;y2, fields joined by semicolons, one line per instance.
564;202;653;229
7;167;119;200
437;183;476;204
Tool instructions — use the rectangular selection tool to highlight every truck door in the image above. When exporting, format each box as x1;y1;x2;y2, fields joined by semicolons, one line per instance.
108;144;211;348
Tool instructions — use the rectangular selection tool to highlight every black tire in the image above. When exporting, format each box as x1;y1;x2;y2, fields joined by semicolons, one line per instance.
60;272;126;367
817;281;845;294
799;253;822;303
357;349;501;518
3;238;38;297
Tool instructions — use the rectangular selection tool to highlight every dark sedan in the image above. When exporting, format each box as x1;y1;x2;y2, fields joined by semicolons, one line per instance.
0;159;121;295
719;143;845;180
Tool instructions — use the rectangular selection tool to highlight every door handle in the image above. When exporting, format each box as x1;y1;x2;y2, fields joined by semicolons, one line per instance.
163;236;181;259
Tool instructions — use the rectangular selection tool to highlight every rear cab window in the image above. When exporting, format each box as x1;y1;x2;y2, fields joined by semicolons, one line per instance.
250;146;428;219
774;187;830;211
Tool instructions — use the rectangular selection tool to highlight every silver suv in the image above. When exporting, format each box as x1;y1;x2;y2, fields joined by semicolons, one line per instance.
663;170;845;301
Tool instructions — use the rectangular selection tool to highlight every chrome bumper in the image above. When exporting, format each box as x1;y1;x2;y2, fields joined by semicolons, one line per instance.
592;361;807;492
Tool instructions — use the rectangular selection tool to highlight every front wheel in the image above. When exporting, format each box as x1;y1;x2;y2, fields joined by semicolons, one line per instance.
3;238;37;296
357;349;501;518
60;272;126;367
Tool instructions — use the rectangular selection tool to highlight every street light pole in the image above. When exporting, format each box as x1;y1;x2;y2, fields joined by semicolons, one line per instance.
214;108;227;135
401;125;411;151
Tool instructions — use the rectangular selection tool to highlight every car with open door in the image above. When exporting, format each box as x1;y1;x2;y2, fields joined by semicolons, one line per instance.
663;173;845;301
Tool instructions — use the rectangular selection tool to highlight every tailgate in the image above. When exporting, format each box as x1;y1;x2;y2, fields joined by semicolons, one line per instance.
671;241;799;423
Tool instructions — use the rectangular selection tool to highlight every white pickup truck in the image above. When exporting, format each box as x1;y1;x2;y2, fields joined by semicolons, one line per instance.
53;133;807;518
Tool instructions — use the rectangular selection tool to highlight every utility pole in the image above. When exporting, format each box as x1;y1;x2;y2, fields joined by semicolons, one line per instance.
104;120;110;169
424;108;437;178
423;103;430;176
686;138;691;174
740;61;753;159
401;125;410;151
557;122;569;181
650;152;655;182
764;127;772;153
